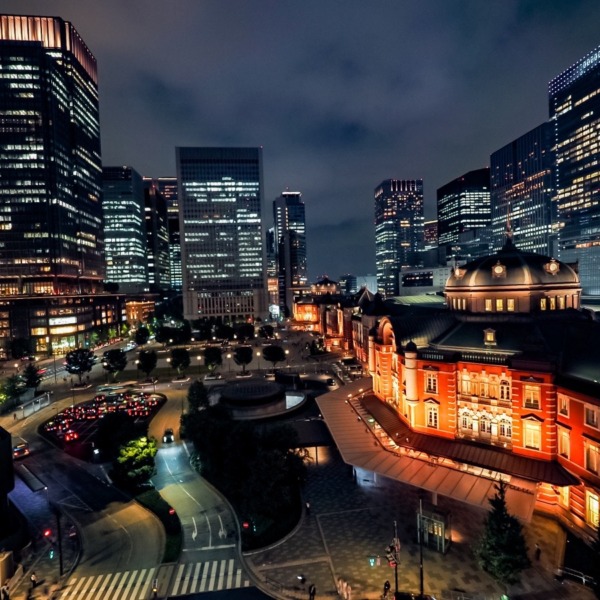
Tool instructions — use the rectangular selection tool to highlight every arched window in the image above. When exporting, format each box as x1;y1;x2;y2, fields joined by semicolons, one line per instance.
499;417;512;439
480;414;490;434
460;408;473;431
500;379;510;401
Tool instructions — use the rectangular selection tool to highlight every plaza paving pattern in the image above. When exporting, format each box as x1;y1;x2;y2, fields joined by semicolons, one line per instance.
245;446;595;600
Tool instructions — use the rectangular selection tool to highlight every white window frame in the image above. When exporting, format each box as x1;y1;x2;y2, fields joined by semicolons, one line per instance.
426;404;439;429
523;420;541;450
585;405;599;430
558;428;570;459
558;394;569;417
558;485;569;509
585;441;599;474
425;372;438;394
500;380;511;401
498;417;512;439
523;384;540;410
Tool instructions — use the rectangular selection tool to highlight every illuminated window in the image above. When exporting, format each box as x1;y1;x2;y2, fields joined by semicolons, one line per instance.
585;442;599;474
426;404;439;429
425;372;438;394
540;298;547;311
523;420;541;450
485;298;492;312
587;492;599;528
500;379;510;400
496;298;504;312
460;411;473;431
549;297;556;310
484;328;497;346
558;485;569;509
498;417;512;439
558;428;570;458
558;296;565;310
461;371;471;395
524;385;540;409
507;298;515;312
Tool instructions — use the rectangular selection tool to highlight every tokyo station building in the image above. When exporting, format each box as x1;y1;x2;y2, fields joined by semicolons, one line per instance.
333;238;600;542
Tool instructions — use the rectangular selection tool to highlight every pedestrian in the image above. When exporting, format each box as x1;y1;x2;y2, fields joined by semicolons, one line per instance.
535;543;541;560
308;583;316;600
383;579;391;598
305;500;311;516
30;572;37;588
13;413;16;421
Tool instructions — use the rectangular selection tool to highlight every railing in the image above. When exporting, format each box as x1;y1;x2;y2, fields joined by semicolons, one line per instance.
557;566;596;588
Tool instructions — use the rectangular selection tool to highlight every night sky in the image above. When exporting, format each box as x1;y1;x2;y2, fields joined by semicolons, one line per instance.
4;1;600;280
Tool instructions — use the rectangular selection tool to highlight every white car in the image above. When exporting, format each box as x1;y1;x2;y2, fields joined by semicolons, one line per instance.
204;373;222;381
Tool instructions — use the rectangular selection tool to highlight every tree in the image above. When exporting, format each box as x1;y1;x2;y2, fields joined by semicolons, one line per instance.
137;350;157;379
170;347;190;376
112;436;157;489
233;346;254;374
262;345;286;371
475;481;530;588
65;348;95;384
102;349;128;382
236;324;255;342
187;380;209;412
1;375;24;410
203;346;222;374
135;326;150;346
22;362;42;394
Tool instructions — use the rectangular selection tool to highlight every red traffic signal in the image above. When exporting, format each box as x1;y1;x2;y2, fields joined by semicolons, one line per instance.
168;507;176;515
43;528;52;538
242;521;250;530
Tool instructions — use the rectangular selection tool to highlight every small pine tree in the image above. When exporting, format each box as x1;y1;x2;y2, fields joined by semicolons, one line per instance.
475;480;531;588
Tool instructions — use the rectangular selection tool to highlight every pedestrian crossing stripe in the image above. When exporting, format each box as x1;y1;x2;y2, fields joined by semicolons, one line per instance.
55;561;250;600
170;559;250;595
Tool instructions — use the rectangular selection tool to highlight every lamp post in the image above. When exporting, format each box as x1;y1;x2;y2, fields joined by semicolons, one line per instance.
166;357;172;377
256;350;261;372
197;355;202;375
285;349;290;369
226;353;232;372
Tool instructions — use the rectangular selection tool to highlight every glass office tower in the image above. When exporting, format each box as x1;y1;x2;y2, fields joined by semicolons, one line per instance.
273;190;308;317
102;167;148;293
142;178;171;290
156;176;182;291
0;15;104;295
176;147;267;322
437;168;491;258
490;123;555;255
375;179;424;297
550;46;600;294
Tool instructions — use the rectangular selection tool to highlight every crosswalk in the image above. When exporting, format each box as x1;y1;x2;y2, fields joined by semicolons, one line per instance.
56;560;250;600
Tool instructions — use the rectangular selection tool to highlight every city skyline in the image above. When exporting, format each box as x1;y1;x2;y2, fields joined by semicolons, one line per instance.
2;1;600;279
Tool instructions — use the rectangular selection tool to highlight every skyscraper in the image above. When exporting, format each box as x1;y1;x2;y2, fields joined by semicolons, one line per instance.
156;176;182;291
143;178;171;290
437;168;490;259
0;15;104;295
0;15;125;357
176;147;267;322
102;166;148;293
550;46;600;294
273;190;308;317
490;123;555;255
374;179;424;297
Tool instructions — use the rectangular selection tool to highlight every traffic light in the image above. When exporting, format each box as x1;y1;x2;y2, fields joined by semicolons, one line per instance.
43;528;52;539
49;548;55;560
369;556;376;567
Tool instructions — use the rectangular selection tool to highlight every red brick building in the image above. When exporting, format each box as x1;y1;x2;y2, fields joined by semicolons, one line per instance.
369;239;600;540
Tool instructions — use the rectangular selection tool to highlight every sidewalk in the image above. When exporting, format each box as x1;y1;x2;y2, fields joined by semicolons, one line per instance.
245;447;595;600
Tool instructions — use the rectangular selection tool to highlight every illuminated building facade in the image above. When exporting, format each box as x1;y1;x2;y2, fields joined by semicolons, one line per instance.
367;240;599;538
437;168;490;259
102;166;148;293
490;123;555;255
273;190;308;317
142;178;171;290
176;147;267;323
375;179;424;297
0;15;125;356
156;176;181;291
550;45;600;294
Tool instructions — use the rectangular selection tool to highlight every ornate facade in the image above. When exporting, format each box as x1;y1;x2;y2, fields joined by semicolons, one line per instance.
370;240;600;541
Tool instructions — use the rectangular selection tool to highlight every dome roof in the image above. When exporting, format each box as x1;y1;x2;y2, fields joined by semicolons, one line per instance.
445;239;579;290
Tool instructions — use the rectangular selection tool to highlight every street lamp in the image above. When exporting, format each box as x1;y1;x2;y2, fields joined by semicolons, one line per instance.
226;353;232;372
285;349;290;368
166;357;172;377
197;355;202;375
256;350;261;372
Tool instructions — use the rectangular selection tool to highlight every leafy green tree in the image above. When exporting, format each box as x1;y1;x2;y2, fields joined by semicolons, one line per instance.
137;350;157;378
102;349;128;382
170;347;190;376
22;362;42;393
113;436;157;489
233;346;254;374
1;375;24;410
475;481;530;588
262;345;286;371
65;348;96;384
203;346;222;374
135;326;150;346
